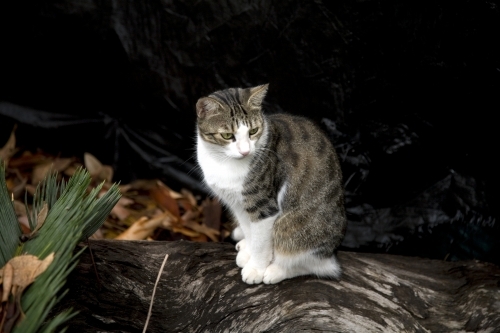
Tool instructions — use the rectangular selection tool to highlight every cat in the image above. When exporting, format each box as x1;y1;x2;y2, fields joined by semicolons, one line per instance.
195;84;346;284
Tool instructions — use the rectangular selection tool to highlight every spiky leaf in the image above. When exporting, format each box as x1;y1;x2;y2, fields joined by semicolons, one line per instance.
0;162;22;267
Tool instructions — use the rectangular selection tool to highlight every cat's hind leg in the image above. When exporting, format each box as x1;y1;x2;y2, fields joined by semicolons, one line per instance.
262;262;288;284
263;251;341;284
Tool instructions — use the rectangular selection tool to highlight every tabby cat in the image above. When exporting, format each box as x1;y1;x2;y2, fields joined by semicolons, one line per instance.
195;84;346;284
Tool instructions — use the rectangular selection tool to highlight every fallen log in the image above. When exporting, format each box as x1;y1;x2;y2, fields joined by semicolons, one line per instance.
54;240;500;332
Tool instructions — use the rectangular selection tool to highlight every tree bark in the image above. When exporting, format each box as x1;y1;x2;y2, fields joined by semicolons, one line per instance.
55;240;500;332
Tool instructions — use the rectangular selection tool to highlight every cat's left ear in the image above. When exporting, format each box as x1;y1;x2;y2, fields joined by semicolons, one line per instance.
247;84;269;110
196;97;221;119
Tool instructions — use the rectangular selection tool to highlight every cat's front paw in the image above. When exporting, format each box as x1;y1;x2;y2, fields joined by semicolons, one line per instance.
231;226;244;241
235;239;247;252
263;264;287;284
241;263;266;284
236;249;250;268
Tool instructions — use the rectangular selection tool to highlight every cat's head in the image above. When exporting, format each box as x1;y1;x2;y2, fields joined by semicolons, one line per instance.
196;84;268;159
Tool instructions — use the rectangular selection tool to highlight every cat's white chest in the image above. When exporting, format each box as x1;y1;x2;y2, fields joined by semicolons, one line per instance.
196;136;250;204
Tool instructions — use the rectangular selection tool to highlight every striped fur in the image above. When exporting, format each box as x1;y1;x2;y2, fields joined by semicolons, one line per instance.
196;84;346;284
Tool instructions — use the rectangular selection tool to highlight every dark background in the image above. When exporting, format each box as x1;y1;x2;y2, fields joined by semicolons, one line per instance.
1;0;498;264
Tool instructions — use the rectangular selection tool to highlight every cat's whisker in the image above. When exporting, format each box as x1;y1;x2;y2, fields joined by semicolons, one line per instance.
254;146;277;155
186;163;203;177
178;155;198;169
253;147;293;169
252;149;276;166
254;147;279;159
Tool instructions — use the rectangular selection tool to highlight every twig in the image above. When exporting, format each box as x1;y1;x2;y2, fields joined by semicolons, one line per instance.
86;238;102;290
143;253;169;333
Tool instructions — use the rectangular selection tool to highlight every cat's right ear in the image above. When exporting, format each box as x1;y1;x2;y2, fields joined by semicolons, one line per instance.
196;97;220;119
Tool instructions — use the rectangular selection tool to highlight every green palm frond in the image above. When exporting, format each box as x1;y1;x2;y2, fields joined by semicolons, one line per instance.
0;162;22;267
0;164;121;333
25;169;63;231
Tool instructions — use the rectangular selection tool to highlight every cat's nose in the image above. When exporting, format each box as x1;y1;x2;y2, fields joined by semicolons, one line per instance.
237;140;250;156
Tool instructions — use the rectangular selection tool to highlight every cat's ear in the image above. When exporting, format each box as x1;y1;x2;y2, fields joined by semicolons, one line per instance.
247;84;269;110
196;97;221;119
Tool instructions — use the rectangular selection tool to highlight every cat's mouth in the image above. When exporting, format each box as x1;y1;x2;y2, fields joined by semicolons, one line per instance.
230;151;251;159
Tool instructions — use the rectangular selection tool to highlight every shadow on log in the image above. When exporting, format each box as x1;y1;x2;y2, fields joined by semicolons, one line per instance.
55;240;500;332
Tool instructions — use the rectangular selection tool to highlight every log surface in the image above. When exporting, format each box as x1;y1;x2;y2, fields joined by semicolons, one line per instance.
56;240;500;332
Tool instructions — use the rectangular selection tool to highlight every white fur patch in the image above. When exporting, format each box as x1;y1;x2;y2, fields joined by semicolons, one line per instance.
196;122;269;211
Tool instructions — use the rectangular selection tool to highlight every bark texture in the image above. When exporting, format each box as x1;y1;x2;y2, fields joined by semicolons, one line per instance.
55;240;500;332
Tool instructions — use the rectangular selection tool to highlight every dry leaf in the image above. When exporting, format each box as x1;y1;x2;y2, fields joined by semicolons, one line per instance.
12;200;26;216
171;226;201;238
1;263;13;302
182;210;220;242
31;163;52;186
107;195;133;221
0;253;55;329
30;202;48;236
84;152;102;178
126;179;157;191
110;204;130;221
100;165;114;183
178;198;193;212
118;183;133;193
63;163;83;177
156;180;176;194
115;213;173;240
84;153;113;183
181;189;198;208
184;222;217;240
178;189;197;212
11;177;27;200
89;229;104;240
167;188;184;200
5;179;15;192
201;198;222;231
52;157;73;172
118;197;134;206
18;202;49;238
157;209;184;231
0;253;55;290
8;151;47;168
17;216;31;234
37;203;48;225
150;182;181;221
24;184;37;196
190;234;208;242
34;253;55;280
221;228;232;240
0;126;17;163
13;200;32;233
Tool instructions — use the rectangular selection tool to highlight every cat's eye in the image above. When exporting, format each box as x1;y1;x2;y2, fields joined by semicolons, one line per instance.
220;133;234;140
249;128;258;135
